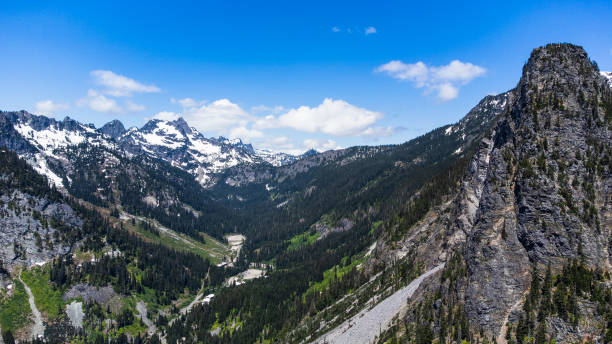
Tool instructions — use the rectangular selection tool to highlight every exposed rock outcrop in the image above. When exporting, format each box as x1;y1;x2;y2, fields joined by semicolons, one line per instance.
374;43;611;342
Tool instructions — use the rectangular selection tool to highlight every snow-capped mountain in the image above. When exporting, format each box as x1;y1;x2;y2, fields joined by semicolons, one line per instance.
0;111;118;187
0;110;302;188
118;117;267;185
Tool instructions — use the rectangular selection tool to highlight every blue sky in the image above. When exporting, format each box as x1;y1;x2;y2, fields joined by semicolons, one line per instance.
1;1;610;154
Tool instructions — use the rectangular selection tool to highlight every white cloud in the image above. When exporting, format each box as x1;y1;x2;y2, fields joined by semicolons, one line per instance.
91;70;160;97
161;97;392;153
229;126;264;141
182;99;251;135
377;61;429;85
376;60;486;101
254;136;340;155
254;136;300;155
360;126;394;137
365;26;377;35
34;100;70;115
153;111;180;121
435;83;459;102
256;98;384;136
433;60;486;83
303;138;340;152
251;104;285;114
171;97;205;108
332;26;340;32
77;89;122;113
126;100;146;112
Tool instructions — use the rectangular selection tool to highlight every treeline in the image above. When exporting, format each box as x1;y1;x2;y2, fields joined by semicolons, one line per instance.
0;148;62;202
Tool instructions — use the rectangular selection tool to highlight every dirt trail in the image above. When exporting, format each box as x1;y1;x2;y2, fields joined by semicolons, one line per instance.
18;275;45;339
180;293;205;316
312;263;445;344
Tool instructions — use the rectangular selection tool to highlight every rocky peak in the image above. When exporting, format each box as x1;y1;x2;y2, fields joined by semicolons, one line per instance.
513;43;605;125
458;43;612;337
99;119;126;138
374;44;612;342
301;149;318;157
170;117;193;136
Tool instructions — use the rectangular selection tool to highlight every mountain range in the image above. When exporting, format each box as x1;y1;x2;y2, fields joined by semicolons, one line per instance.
0;43;610;344
0;111;306;189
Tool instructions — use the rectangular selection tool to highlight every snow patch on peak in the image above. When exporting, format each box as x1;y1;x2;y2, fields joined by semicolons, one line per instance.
14;123;87;156
601;71;612;87
27;154;64;188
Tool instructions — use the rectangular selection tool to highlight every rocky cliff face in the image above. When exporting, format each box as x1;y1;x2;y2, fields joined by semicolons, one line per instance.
0;191;75;270
464;44;611;336
371;43;611;342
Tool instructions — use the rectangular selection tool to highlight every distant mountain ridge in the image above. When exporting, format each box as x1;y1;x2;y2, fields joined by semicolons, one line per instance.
0;111;306;187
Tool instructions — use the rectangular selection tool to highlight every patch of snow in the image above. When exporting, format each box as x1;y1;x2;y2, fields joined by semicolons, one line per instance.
444;126;453;135
188;135;222;155
202;294;215;304
365;242;377;257
14;123;86;155
27;154;64;188
138;131;184;149
104;250;122;258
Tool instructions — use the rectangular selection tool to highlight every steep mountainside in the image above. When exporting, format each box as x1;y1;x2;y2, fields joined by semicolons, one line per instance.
0;149;227;343
364;43;612;344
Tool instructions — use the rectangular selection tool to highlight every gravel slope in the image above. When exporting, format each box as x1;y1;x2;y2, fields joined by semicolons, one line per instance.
312;263;445;344
19;275;45;339
136;301;157;336
66;301;84;328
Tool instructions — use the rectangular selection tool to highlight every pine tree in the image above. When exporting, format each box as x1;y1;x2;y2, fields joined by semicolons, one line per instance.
2;330;15;344
534;324;547;344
